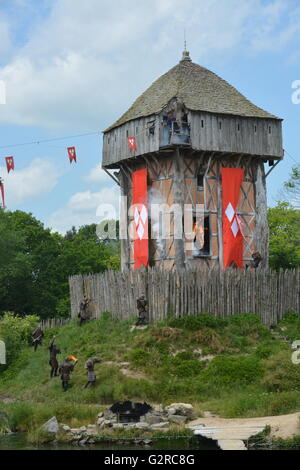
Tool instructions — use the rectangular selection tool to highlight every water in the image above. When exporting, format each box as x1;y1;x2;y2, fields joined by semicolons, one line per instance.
0;433;219;451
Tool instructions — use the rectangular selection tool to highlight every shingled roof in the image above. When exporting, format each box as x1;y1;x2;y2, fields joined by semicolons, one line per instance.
104;51;280;133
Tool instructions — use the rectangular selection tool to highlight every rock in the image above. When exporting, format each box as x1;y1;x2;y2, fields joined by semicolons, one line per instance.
150;422;169;430
97;412;104;418
113;423;124;430
79;439;87;446
166;407;176;416
79;426;87;433
166;403;196;419
144;413;165;425
168;415;187;425
62;425;71;432
103;409;114;420
153;404;165;414
143;439;152;445
87;424;97;430
135;422;150;430
41;417;59;435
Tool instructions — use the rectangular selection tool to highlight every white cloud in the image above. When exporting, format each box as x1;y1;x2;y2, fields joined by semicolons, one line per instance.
86;165;112;184
47;185;119;234
0;0;298;130
0;158;60;206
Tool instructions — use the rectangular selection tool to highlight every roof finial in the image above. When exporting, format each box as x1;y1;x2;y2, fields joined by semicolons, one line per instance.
181;29;191;62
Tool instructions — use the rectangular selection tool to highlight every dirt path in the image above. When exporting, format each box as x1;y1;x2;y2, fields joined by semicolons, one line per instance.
188;412;300;440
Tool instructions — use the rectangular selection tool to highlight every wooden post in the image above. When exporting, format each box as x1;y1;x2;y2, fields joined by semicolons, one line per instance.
217;160;224;270
119;168;130;271
255;161;269;270
173;148;186;270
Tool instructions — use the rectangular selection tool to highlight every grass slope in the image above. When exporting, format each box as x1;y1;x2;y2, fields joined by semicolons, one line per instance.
1;312;300;432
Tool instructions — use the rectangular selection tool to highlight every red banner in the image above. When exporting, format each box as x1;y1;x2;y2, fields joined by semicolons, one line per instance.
0;181;5;208
67;147;77;163
128;137;137;152
5;157;14;173
132;168;148;269
222;168;244;269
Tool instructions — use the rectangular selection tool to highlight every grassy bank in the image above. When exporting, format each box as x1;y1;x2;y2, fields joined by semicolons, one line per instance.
0;312;300;434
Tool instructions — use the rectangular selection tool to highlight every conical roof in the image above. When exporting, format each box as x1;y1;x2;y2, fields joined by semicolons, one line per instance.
104;52;280;133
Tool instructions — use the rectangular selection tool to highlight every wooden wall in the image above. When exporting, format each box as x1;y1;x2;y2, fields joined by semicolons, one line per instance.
119;150;261;271
102;114;159;168
102;110;283;169
69;268;300;326
189;112;282;159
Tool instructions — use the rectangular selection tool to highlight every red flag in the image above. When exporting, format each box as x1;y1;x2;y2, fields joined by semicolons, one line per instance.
0;181;5;209
128;136;137;152
222;168;244;269
132;168;148;269
5;157;14;173
67;147;77;163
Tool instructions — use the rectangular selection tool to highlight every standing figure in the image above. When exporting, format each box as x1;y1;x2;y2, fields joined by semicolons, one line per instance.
251;251;262;269
83;357;101;389
58;357;76;392
31;325;44;352
78;294;90;326
136;295;148;326
48;337;61;378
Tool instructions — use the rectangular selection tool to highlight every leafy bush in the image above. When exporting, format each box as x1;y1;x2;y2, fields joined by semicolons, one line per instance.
0;312;39;365
227;314;270;338
262;350;300;392
166;314;228;330
202;355;264;386
128;348;152;367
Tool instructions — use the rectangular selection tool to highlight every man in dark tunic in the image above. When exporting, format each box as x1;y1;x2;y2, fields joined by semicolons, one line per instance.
48;337;61;378
78;294;90;326
31;326;44;351
83;357;101;389
136;295;148;326
58;357;76;392
251;251;262;269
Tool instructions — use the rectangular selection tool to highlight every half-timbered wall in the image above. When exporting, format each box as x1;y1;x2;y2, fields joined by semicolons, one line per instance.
119;150;263;271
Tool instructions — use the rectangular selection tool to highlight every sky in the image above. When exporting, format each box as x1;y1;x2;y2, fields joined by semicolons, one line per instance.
0;0;299;234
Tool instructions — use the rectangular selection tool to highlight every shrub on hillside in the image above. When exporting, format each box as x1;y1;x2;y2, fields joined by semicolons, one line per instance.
202;355;264;386
167;314;228;330
227;314;270;338
261;350;300;392
0;312;39;366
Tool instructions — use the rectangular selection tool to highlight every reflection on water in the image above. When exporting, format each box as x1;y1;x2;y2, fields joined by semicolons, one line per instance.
0;433;220;451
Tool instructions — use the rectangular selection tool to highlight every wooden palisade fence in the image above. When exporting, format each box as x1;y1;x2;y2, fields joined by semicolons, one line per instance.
69;268;300;326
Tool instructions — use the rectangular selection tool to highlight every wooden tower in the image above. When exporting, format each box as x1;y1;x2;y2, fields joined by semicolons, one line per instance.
102;51;283;271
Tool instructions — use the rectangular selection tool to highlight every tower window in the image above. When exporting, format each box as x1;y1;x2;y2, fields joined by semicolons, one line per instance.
254;125;257;133
219;121;222;130
192;215;210;257
197;169;205;189
269;126;271;134
237;124;240;131
201;120;204;128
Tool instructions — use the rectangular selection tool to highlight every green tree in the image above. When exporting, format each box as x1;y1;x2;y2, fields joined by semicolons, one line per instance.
284;165;300;209
268;202;300;270
0;209;120;319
